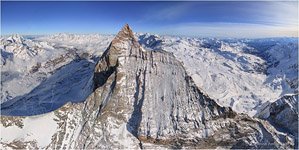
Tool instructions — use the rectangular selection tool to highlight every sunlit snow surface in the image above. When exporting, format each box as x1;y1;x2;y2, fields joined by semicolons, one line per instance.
1;33;298;117
0;112;58;148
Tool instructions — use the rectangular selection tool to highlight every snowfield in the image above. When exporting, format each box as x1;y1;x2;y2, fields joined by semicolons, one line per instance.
1;33;298;117
0;112;58;148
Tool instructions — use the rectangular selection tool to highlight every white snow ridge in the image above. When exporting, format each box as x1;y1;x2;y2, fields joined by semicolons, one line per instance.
0;25;298;149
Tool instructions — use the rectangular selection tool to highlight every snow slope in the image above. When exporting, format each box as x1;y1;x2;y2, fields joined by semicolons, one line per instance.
1;112;58;148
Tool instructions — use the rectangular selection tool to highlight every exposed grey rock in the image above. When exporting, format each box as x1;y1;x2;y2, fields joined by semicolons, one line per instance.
0;24;296;149
256;94;298;148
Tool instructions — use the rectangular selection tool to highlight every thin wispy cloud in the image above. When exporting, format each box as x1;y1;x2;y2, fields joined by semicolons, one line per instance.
138;3;192;23
247;1;298;26
159;22;298;38
145;1;298;38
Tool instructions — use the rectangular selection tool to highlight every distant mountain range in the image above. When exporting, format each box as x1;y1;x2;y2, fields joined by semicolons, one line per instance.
0;25;297;149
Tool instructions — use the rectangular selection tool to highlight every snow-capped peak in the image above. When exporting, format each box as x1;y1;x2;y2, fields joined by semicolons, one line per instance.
6;34;24;44
112;24;139;45
108;24;141;54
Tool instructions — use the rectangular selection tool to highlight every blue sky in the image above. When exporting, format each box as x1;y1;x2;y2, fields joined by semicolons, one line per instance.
1;1;298;38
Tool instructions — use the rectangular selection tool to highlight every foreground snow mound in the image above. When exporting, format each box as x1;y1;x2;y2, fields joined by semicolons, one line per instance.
138;35;298;116
0;25;295;149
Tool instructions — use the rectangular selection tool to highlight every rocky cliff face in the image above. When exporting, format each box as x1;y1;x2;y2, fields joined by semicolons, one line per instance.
0;25;296;149
256;94;298;147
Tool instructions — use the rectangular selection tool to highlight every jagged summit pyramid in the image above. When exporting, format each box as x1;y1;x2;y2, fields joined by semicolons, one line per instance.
95;24;142;72
0;25;295;149
109;24;139;50
113;24;137;43
109;24;140;53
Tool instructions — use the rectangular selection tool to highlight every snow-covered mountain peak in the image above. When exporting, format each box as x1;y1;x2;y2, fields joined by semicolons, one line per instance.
94;24;145;76
111;24;139;48
1;35;56;61
138;33;163;50
120;24;133;35
6;34;24;44
1;35;36;60
100;24;144;68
